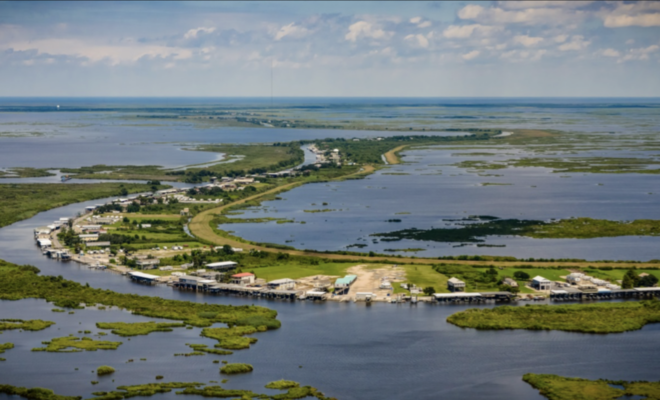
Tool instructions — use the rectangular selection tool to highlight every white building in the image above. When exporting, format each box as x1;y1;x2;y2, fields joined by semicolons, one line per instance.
268;278;296;290
532;276;552;291
231;272;255;285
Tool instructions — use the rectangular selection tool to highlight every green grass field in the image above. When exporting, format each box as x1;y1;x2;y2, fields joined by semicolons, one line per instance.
392;264;450;294
249;262;352;282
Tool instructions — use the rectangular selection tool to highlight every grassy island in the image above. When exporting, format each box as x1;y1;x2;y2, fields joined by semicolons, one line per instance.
0;319;55;332
95;322;186;337
265;380;300;390
523;373;660;400
447;300;660;334
96;366;115;376
32;336;122;352
219;363;253;374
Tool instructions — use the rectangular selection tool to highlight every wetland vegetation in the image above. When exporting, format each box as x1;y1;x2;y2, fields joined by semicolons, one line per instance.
32;336;122;352
374;217;660;243
219;363;253;374
447;300;660;333
523;373;660;400
0;319;55;332
0;183;169;228
95;322;186;337
0;259;280;332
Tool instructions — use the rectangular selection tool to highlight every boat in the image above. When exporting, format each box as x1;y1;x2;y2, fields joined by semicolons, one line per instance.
61;175;72;182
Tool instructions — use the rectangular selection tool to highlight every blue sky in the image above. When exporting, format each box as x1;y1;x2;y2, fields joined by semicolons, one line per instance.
1;1;659;97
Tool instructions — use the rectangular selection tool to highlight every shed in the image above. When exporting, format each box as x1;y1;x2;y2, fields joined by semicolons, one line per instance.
268;278;296;290
335;275;357;288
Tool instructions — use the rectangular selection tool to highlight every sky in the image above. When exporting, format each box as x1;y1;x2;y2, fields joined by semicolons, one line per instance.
0;1;659;97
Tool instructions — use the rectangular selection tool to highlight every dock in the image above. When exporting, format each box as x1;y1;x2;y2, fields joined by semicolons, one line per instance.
433;292;515;303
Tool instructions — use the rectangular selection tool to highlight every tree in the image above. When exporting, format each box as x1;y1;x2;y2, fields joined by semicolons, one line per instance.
222;244;234;255
639;274;659;287
622;274;635;289
119;187;129;196
514;271;530;280
623;269;639;288
422;286;435;296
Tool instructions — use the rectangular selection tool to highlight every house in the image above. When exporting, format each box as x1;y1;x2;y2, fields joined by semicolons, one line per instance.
268;278;296;290
531;276;552;291
205;261;238;271
231;272;255;285
180;208;189;216
136;259;160;270
502;277;518;288
448;277;466;292
334;275;357;291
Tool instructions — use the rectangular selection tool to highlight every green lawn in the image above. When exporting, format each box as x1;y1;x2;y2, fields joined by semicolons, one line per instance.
392;264;449;294
249;262;352;282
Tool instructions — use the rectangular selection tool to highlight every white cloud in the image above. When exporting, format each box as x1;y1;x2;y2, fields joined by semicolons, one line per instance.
513;35;543;47
274;23;310;41
3;38;193;65
602;48;620;57
554;34;568;43
410;17;422;24
498;1;594;10
619;45;659;62
602;2;660;28
345;21;392;42
417;21;432;28
500;48;547;62
442;24;501;39
558;35;590;51
462;50;480;60
404;34;429;48
604;13;660;28
458;5;484;20
458;4;585;26
183;27;215;39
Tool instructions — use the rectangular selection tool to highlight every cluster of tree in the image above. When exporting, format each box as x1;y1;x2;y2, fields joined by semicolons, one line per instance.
95;203;123;214
622;269;659;289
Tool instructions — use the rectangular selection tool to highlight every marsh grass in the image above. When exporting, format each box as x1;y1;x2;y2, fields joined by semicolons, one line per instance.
219;363;253;375
523;373;660;400
0;319;55;332
448;300;660;334
32;336;122;352
95;322;186;337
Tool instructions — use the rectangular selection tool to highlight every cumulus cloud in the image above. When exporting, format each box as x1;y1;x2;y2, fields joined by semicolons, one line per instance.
458;3;586;26
602;48;620;57
602;2;660;28
501;48;547;62
3;38;193;65
618;45;659;62
274;23;310;40
497;1;594;10
513;35;543;47
345;21;392;42
442;24;500;39
558;35;590;51
410;17;422;24
404;34;429;48
462;50;480;60
183;27;215;39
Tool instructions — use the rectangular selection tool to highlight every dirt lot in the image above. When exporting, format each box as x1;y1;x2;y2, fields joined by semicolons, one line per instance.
330;264;406;302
